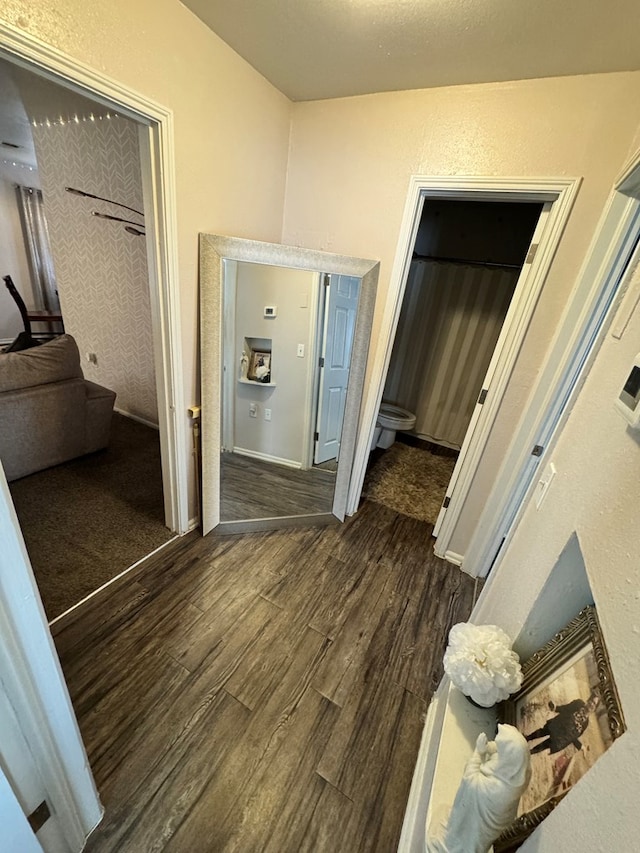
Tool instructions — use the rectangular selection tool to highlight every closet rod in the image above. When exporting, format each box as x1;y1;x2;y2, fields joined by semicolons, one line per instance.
412;253;521;270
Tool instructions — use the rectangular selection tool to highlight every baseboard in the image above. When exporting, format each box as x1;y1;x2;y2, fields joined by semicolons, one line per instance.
114;407;159;430
187;516;200;532
233;446;301;469
443;550;464;566
398;680;448;852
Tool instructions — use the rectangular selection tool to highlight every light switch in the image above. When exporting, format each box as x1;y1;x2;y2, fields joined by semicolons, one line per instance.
297;344;305;358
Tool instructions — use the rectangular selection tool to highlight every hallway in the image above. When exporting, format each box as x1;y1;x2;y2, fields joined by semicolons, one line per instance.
53;501;475;851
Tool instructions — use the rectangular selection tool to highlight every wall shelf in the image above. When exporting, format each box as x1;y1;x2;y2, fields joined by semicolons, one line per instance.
237;378;276;387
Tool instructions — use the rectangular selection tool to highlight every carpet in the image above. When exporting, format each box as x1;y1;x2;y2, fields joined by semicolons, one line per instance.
362;441;457;525
9;413;173;621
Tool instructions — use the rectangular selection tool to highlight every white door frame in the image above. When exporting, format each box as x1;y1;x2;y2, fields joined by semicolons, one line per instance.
465;148;640;578
0;20;188;535
0;20;187;852
347;176;580;556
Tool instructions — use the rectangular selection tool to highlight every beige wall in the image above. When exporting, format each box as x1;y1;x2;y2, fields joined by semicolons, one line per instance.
283;72;640;554
0;0;292;519
232;262;317;465
474;251;640;851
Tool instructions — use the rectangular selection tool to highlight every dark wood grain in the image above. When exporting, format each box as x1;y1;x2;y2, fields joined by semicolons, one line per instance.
54;500;475;852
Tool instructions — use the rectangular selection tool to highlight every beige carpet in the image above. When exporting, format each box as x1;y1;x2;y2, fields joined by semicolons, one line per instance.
362;442;457;525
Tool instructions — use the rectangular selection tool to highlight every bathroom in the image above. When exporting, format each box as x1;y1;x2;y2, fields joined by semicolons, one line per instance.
363;198;543;526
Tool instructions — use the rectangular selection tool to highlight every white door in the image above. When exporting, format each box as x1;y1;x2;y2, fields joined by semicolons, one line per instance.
0;683;50;851
0;767;43;853
315;274;360;464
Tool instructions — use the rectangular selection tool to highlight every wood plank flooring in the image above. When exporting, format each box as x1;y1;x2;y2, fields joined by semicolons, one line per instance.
220;452;336;520
53;500;476;852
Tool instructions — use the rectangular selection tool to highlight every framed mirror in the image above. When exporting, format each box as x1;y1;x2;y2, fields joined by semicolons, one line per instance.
200;234;379;535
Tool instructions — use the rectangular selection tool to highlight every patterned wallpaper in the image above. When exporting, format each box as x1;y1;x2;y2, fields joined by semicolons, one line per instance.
31;115;158;424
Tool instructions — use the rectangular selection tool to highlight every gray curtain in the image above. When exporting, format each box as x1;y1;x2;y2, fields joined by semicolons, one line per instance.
15;185;60;313
384;259;519;449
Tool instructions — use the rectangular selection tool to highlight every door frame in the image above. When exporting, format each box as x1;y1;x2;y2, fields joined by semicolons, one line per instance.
0;20;188;535
347;176;581;561
0;19;186;851
465;147;640;578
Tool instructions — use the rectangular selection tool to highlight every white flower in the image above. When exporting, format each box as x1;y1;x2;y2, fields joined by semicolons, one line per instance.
443;623;523;707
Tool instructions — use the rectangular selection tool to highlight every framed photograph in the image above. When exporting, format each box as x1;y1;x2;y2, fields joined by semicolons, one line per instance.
494;606;625;852
248;350;271;382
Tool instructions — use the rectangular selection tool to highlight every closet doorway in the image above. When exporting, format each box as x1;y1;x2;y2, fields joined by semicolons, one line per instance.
362;196;546;545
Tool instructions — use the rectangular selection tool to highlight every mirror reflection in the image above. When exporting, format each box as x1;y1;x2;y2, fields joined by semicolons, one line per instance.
199;235;379;535
220;260;360;521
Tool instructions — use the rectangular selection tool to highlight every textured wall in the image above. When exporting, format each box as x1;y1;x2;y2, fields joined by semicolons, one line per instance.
283;72;640;556
32;114;157;423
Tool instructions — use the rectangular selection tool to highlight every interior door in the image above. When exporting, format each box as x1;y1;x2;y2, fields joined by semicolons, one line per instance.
315;274;360;464
0;682;49;851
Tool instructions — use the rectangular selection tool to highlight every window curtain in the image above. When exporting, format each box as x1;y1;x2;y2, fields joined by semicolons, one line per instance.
15;185;60;313
383;259;519;449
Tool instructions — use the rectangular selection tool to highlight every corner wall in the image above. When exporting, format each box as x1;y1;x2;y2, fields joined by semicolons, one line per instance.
474;255;640;850
283;72;640;555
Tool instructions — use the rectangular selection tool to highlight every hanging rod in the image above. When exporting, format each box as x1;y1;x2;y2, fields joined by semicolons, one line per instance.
412;253;521;270
65;185;144;218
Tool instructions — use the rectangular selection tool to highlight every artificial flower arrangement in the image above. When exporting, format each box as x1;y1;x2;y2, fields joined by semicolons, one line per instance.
443;623;523;708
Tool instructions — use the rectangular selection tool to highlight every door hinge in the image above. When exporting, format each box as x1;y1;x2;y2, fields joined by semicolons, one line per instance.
442;496;451;509
323;273;330;287
314;431;319;442
525;243;539;264
531;444;544;456
478;388;488;405
28;800;51;834
319;356;325;368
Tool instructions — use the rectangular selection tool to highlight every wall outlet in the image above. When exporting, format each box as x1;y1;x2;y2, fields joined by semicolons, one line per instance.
249;403;257;418
265;408;272;421
297;343;305;358
86;352;98;365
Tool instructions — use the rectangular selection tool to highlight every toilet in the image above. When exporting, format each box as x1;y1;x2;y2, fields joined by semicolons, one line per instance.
371;402;416;450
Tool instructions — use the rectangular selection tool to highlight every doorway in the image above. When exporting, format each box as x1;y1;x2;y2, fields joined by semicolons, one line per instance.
362;198;543;527
0;50;186;621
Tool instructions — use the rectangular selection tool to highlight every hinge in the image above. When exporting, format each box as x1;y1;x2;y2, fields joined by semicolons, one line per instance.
323;273;330;287
28;800;51;834
442;496;451;509
531;444;544;457
319;356;324;368
477;388;488;405
525;243;539;264
314;431;319;441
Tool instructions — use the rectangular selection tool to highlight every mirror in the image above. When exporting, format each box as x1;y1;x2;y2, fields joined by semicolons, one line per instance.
200;234;379;534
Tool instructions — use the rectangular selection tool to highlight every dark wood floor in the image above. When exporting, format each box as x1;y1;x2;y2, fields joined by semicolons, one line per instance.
53;501;476;852
220;451;336;520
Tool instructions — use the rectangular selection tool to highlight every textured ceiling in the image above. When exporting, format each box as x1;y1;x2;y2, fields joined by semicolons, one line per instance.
182;0;640;101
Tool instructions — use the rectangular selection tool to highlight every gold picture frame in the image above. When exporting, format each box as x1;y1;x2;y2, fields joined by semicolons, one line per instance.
495;606;625;852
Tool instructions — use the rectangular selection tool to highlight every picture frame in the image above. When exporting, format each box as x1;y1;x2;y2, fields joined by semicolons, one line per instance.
247;350;271;382
494;605;625;852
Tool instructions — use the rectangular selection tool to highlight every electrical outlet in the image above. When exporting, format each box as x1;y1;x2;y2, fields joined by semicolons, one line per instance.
297;343;305;358
86;352;98;365
265;408;272;421
249;403;257;418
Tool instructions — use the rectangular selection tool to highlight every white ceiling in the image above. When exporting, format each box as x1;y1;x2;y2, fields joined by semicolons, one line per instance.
182;0;640;101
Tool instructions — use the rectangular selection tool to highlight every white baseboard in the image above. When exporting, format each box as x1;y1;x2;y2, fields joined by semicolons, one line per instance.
443;550;464;567
114;407;159;430
187;516;200;532
233;446;301;469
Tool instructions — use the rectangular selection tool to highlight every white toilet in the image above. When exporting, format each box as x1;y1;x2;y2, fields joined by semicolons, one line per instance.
371;402;417;449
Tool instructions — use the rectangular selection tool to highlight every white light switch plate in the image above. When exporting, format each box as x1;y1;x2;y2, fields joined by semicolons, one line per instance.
535;462;557;509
